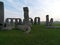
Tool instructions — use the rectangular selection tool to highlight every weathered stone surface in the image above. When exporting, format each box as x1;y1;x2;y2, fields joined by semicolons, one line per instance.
23;7;30;25
3;26;13;30
0;2;4;29
46;15;49;26
5;18;15;30
23;7;29;19
3;7;32;33
23;7;32;33
17;25;31;33
23;19;32;27
5;18;22;30
34;17;40;24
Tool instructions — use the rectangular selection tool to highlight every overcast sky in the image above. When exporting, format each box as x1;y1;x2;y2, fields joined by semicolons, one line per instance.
1;0;60;21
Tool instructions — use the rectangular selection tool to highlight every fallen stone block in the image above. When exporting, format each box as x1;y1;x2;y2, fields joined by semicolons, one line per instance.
17;25;31;33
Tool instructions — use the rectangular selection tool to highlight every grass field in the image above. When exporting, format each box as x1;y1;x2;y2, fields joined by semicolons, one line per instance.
0;24;60;45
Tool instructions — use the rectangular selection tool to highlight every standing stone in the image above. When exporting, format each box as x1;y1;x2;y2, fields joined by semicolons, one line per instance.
23;7;29;19
34;17;40;24
23;7;31;33
46;15;49;26
23;7;30;25
49;18;53;26
0;2;4;29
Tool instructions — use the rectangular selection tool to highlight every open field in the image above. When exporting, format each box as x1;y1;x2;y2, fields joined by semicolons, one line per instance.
0;24;60;45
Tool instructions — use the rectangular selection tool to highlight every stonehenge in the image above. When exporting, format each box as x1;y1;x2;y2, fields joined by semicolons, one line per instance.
1;1;60;32
16;7;31;33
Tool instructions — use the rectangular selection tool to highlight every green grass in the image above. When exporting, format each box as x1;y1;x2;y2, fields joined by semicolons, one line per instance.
0;24;60;45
